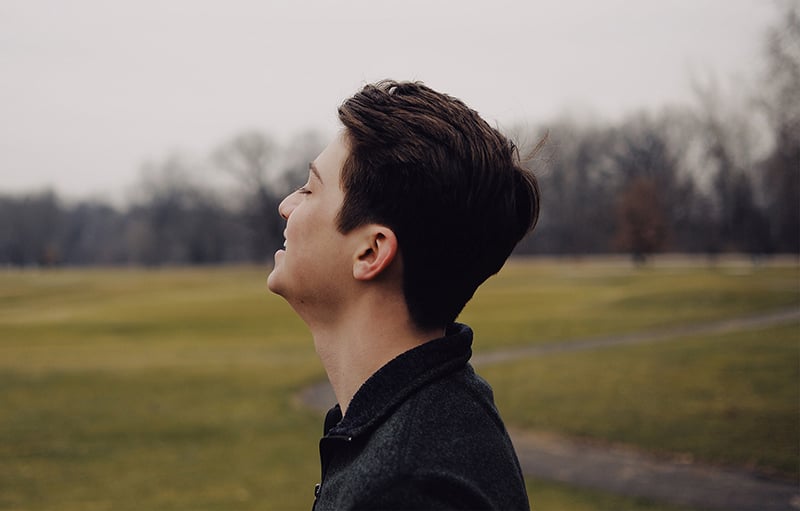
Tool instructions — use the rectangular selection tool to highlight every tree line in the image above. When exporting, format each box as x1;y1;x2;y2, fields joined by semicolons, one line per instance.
1;6;797;266
0;129;324;266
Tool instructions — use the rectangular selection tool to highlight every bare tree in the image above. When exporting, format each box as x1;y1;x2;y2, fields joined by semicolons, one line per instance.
129;154;238;265
213;131;283;262
613;177;669;263
0;191;61;266
61;201;127;264
759;3;800;253
690;65;773;255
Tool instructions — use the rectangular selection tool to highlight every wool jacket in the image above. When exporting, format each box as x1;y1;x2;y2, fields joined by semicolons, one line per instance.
312;323;530;511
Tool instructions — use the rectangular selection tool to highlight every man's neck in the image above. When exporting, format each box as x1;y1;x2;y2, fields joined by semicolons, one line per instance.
308;291;443;416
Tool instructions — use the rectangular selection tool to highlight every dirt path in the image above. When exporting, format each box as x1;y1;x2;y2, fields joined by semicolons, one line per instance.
295;308;800;511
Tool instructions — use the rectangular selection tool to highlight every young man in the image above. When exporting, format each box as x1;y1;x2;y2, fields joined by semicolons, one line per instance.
268;80;540;510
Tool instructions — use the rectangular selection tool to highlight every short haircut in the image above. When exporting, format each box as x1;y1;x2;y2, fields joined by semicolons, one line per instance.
337;80;541;330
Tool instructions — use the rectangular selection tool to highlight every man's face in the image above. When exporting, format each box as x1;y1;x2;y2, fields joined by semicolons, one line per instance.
267;133;355;312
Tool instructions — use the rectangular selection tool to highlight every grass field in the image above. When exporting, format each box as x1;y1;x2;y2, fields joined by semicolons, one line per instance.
525;478;695;511
0;257;797;510
484;322;799;477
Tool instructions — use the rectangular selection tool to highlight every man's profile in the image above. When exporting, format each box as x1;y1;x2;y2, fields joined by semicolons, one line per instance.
268;80;540;510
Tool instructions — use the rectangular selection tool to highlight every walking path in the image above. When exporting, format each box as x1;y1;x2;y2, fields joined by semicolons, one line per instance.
295;308;800;511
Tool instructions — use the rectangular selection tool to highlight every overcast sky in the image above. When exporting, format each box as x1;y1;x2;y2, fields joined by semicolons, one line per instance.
0;0;779;202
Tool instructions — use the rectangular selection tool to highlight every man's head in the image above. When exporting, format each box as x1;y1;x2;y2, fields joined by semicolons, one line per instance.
334;80;541;330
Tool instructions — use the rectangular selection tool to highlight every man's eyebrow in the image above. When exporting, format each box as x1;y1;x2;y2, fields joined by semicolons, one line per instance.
309;162;323;184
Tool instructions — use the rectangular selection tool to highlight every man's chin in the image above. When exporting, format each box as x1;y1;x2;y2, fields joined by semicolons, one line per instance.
267;250;286;295
266;270;284;296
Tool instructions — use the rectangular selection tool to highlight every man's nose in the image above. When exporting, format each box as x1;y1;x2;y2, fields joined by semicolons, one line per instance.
278;192;299;220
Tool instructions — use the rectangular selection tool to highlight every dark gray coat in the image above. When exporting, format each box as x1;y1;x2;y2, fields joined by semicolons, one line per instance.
312;323;530;510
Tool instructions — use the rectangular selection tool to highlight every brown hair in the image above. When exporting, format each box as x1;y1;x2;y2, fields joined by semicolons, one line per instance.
337;80;541;330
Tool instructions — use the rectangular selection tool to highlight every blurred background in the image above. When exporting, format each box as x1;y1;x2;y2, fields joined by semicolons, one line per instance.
0;1;798;510
1;0;797;263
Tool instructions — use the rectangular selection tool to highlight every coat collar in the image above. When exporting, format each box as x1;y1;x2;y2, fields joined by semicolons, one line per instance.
324;323;473;438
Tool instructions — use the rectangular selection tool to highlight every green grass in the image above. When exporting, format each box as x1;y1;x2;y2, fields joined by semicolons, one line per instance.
0;258;797;509
0;369;322;510
0;267;325;510
461;257;799;349
526;478;697;511
485;322;800;479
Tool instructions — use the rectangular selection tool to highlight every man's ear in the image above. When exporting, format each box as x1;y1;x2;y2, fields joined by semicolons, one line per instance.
353;227;398;281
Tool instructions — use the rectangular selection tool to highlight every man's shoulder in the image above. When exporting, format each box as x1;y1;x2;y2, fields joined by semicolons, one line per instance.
318;365;529;510
402;365;504;432
375;365;518;467
353;367;528;509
